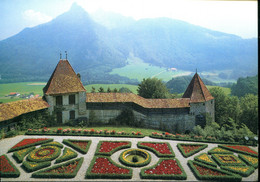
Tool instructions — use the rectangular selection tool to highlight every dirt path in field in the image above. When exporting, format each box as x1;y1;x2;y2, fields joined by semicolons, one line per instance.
0;135;258;181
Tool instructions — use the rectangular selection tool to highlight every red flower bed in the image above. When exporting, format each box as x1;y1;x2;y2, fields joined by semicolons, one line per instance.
71;141;89;150
11;138;50;150
99;142;129;153
182;145;202;154
144;159;182;175
0;155;16;173
194;164;226;176
45;160;79;174
140;142;172;154
91;157;130;174
224;145;258;155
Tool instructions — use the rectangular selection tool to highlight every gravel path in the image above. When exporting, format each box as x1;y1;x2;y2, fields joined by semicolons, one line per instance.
0;135;258;181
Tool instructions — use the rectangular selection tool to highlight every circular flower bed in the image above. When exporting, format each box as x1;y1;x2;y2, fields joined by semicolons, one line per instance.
27;146;61;162
119;149;151;167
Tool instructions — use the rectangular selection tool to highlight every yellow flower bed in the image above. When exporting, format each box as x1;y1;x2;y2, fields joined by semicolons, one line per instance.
198;153;213;163
27;146;61;162
228;166;250;172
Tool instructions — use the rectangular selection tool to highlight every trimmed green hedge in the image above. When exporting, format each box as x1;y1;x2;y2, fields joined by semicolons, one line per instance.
194;153;217;167
220;165;255;177
211;154;246;167
140;158;187;180
238;154;258;169
12;146;35;163
85;155;132;179
177;143;208;158
188;160;242;181
26;132;144;138
0;154;20;178
62;139;91;154
119;149;151;167
8;138;53;153
95;140;131;156
32;157;83;178
218;144;258;157
42;141;63;148
22;161;51;172
55;147;78;164
137;141;175;157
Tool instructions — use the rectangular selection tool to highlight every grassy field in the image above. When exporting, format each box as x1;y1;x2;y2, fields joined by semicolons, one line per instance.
109;55;191;82
207;85;231;95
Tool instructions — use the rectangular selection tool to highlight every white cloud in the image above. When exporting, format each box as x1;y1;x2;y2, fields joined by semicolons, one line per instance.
23;9;52;27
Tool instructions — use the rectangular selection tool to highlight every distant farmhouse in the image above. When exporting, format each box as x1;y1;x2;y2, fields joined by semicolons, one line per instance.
0;59;214;133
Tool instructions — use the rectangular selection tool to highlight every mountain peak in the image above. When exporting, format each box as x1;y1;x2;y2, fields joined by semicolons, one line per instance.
69;2;86;13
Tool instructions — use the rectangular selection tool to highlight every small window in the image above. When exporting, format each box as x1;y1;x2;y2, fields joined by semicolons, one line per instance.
69;95;75;105
56;96;63;106
70;110;75;120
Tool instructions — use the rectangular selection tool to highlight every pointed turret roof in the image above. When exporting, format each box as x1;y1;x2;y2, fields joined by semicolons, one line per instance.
43;60;86;95
182;73;214;102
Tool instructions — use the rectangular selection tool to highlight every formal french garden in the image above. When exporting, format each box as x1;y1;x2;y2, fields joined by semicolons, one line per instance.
0;128;258;181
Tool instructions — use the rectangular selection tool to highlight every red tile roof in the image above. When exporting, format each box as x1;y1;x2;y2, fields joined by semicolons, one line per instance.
86;93;190;108
182;73;214;102
0;98;49;122
43;60;86;95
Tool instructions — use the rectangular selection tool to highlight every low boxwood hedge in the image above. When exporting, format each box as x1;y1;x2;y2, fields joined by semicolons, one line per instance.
8;138;53;153
177;143;208;158
119;149;151;167
12;146;35;163
95;140;131;156
27;145;61;162
42;141;63;148
22;161;51;172
238;154;258;169
62;139;91;154
140;158;187;180
0;154;20;178
137;141;175;157
188;160;242;181
85;155;132;179
32;157;84;178
55;147;78;164
208;147;233;155
211;154;246;167
220;165;255;177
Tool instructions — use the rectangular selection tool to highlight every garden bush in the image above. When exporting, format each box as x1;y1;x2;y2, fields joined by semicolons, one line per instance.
22;161;51;172
0;155;20;178
12;146;35;163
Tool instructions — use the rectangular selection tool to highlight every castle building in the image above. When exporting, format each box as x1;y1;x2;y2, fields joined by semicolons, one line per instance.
0;59;214;133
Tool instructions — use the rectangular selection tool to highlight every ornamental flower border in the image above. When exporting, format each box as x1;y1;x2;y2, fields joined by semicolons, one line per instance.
55;147;78;164
207;147;233;155
32;157;84;178
119;149;151;167
95;141;131;156
22;161;51;173
140;158;187;180
85;155;133;179
188;160;242;181
194;153;217;167
211;153;246;166
42;141;64;148
177;143;208;158
0;154;20;178
218;144;258;157
137;141;175;157
26;129;145;138
238;154;258;169
220;165;255;177
62;139;92;154
8;138;53;153
27;146;61;162
12;146;35;163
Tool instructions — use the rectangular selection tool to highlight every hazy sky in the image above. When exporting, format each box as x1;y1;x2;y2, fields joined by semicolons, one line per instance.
0;0;257;40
